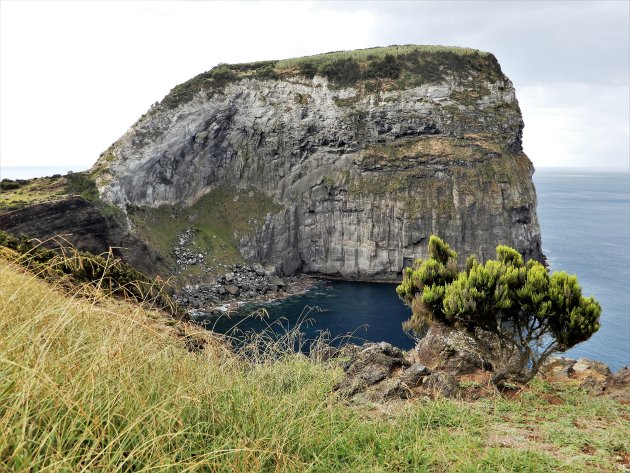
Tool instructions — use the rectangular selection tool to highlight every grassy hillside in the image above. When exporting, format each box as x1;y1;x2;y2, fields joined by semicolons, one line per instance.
0;258;628;472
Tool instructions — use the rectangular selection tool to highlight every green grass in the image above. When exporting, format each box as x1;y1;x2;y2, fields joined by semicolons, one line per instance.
1;257;628;471
0;172;122;220
0;175;67;210
274;45;487;70
157;45;504;110
128;185;282;283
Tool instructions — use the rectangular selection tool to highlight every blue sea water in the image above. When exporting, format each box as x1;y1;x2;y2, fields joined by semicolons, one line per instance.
533;167;629;371
202;167;630;371
3;167;628;369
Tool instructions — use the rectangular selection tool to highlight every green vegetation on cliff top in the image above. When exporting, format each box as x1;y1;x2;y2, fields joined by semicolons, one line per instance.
160;44;503;109
0;172;123;225
1;257;628;472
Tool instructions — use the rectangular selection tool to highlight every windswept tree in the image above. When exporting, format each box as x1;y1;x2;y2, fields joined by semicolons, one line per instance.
397;236;601;385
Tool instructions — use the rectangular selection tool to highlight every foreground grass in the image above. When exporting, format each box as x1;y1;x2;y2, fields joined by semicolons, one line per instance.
0;259;628;471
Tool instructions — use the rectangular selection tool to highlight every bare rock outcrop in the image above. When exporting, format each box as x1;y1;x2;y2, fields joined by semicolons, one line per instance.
410;323;489;375
93;46;543;281
334;341;463;402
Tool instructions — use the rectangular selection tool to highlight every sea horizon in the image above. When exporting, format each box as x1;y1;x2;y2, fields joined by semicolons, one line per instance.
1;164;629;181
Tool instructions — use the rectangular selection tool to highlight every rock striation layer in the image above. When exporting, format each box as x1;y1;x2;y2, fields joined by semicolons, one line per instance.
94;46;543;280
0;197;164;276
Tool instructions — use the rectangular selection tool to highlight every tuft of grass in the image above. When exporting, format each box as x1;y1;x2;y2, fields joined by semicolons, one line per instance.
0;231;181;317
0;257;627;471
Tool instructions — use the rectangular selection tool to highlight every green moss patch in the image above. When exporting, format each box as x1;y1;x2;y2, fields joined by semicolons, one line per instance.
128;185;282;283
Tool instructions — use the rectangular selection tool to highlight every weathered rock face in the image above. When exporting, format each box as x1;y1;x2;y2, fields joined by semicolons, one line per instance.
410;324;489;375
0;197;164;276
94;46;543;279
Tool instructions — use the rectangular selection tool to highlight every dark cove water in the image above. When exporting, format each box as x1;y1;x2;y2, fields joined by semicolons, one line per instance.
204;281;416;350
199;167;630;371
5;166;628;370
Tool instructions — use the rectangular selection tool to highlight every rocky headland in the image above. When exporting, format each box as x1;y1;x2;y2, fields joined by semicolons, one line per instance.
1;45;543;307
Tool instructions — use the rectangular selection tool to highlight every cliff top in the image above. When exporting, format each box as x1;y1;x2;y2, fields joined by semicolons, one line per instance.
160;44;504;110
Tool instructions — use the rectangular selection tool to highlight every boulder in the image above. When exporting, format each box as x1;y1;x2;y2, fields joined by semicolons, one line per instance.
542;357;577;379
400;363;431;388
369;378;411;402
336;342;410;397
225;285;239;296
572;358;611;377
602;367;630;403
412;324;487;375
422;372;459;398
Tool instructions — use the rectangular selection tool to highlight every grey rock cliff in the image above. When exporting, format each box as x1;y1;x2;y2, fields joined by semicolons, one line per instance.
94;46;543;279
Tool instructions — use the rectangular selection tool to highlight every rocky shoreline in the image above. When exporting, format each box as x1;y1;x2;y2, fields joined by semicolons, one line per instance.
173;263;319;315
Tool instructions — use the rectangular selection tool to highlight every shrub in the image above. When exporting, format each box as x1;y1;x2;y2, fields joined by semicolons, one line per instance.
255;63;278;80
210;64;237;85
298;61;318;78
0;179;21;191
65;171;100;202
365;54;402;79
319;58;361;86
397;236;601;386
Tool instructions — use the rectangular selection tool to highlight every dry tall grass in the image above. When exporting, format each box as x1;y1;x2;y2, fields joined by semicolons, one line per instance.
1;258;628;472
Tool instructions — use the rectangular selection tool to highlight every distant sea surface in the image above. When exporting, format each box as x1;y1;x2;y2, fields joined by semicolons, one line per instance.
533;167;629;370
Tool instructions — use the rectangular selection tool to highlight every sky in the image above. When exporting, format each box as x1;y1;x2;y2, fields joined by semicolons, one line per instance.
1;0;628;174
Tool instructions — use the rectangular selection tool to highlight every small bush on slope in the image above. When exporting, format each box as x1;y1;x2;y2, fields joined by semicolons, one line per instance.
397;236;601;386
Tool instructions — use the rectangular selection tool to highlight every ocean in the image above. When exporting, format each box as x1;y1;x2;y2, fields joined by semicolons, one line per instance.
206;167;630;371
0;166;87;180
533;167;629;370
2;166;629;370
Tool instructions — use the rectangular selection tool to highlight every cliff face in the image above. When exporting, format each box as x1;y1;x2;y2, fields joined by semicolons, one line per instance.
94;46;542;279
0;197;165;277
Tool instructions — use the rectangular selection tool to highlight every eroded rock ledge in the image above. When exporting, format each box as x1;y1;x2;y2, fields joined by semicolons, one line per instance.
329;337;630;404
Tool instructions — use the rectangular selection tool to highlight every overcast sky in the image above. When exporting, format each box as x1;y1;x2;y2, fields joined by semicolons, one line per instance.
1;0;628;173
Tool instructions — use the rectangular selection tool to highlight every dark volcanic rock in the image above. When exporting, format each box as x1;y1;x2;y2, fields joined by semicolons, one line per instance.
603;367;630;403
542;357;578;379
422;372;459;398
0;196;164;276
173;263;299;309
336;342;411;396
400;363;431;388
335;340;460;401
370;378;412;402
